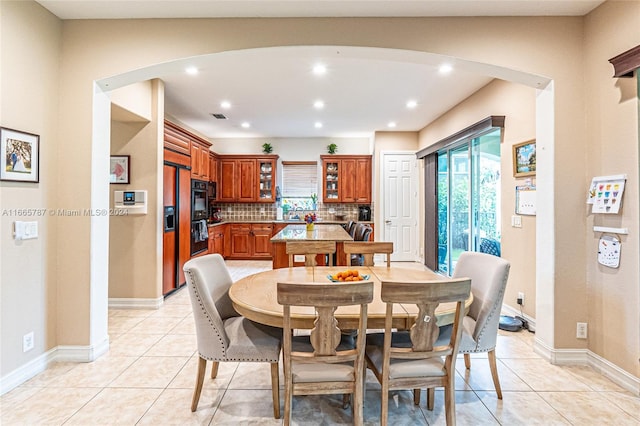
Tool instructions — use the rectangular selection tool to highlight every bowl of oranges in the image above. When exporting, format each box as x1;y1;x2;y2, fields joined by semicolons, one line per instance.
327;270;370;282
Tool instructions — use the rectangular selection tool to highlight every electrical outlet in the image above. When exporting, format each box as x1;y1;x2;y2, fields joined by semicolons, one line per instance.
576;322;588;339
517;292;525;306
23;332;34;352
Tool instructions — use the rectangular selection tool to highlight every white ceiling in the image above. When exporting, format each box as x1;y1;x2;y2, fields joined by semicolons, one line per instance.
36;1;604;139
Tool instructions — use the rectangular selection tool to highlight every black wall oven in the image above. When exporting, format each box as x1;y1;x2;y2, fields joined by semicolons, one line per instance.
192;179;208;221
191;179;209;255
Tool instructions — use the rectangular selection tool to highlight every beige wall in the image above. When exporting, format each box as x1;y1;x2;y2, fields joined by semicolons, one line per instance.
108;80;164;300
418;80;537;319
2;0;639;387
0;1;61;377
584;1;640;377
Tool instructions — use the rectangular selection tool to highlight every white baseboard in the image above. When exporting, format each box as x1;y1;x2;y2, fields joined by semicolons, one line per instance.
108;297;163;309
0;336;110;396
534;338;640;396
501;303;536;332
0;347;57;395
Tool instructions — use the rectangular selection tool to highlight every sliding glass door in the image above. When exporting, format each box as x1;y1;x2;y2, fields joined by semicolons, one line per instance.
437;129;501;274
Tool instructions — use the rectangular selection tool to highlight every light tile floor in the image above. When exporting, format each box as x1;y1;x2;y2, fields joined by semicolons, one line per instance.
2;260;639;425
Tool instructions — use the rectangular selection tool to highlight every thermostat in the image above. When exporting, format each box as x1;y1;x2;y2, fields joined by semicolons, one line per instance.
114;190;147;214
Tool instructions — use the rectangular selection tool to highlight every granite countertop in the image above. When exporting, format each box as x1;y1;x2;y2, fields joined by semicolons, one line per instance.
270;224;354;242
208;219;373;227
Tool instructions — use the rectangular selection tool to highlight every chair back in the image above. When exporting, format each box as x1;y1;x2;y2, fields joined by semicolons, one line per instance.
343;241;393;267
380;278;471;356
346;220;356;237
353;223;373;241
452;251;510;350
286;241;336;267
183;253;237;359
278;281;373;357
278;281;373;425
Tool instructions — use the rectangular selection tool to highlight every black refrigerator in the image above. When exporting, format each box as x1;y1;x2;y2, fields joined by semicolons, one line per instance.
163;162;191;296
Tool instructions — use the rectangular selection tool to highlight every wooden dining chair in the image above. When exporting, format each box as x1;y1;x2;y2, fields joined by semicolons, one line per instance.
277;281;374;426
344;241;393;267
365;278;471;426
286;241;336;267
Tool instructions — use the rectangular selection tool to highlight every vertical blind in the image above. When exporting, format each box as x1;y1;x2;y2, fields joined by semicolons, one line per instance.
281;161;318;197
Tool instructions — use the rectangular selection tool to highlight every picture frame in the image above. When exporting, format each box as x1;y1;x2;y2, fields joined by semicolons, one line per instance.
512;139;536;178
1;127;40;183
110;155;130;184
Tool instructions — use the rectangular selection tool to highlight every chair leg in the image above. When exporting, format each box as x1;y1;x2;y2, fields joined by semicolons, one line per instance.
413;389;420;405
427;388;435;410
444;383;456;426
283;368;293;426
380;380;389;426
270;362;281;419
191;356;207;412
464;353;471;369
210;361;219;379
488;349;503;399
342;393;351;409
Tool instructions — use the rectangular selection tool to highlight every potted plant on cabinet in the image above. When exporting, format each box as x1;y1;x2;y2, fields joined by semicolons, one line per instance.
327;143;338;154
262;142;273;154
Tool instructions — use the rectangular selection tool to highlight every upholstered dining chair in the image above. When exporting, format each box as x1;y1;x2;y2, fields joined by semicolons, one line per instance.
343;241;394;267
436;251;510;399
277;281;374;426
365;278;471;426
183;254;282;417
286;241;336;267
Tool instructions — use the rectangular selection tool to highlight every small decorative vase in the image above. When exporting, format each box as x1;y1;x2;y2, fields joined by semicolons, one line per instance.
306;223;315;231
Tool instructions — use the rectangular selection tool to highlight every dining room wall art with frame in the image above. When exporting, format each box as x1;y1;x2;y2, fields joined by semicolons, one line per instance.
0;127;40;183
512;139;536;178
110;155;130;184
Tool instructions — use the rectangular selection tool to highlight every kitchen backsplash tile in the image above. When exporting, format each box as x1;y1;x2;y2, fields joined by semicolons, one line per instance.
212;202;372;222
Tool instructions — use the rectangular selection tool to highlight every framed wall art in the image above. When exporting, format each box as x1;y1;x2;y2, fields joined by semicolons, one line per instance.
512;139;536;178
0;127;40;183
110;155;130;184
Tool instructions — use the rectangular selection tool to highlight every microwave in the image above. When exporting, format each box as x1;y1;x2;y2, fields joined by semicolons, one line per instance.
208;181;216;200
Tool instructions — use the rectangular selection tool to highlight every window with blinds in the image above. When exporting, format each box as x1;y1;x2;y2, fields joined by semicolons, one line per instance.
281;161;318;198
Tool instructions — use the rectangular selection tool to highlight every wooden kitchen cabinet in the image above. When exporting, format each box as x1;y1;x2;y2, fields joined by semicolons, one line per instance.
208;224;225;255
321;155;372;203
226;223;273;259
217;155;278;203
190;140;211;181
209;152;218;184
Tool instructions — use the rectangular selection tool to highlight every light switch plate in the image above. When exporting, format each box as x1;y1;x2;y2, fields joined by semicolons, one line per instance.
511;215;522;228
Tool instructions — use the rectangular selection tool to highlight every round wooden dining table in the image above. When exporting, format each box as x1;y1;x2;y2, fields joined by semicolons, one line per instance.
229;265;473;330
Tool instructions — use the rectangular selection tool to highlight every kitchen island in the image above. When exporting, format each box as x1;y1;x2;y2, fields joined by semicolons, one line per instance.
270;224;353;269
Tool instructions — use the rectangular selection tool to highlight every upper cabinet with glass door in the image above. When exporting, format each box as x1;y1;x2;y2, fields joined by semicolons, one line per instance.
321;155;372;203
258;158;276;202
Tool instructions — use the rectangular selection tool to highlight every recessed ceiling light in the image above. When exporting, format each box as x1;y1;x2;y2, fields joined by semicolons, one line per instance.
313;64;327;75
313;100;325;109
314;122;323;128
388;122;397;128
185;66;199;75
406;100;418;109
220;101;231;109
241;122;250;128
439;64;453;74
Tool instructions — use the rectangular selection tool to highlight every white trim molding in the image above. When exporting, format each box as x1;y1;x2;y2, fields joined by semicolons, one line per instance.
108;297;163;309
0;337;110;396
534;338;640;396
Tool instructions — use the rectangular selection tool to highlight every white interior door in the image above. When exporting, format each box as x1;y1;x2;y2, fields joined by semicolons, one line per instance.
382;152;418;261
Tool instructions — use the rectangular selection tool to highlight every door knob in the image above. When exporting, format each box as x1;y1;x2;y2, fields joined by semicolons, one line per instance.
385;220;392;224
